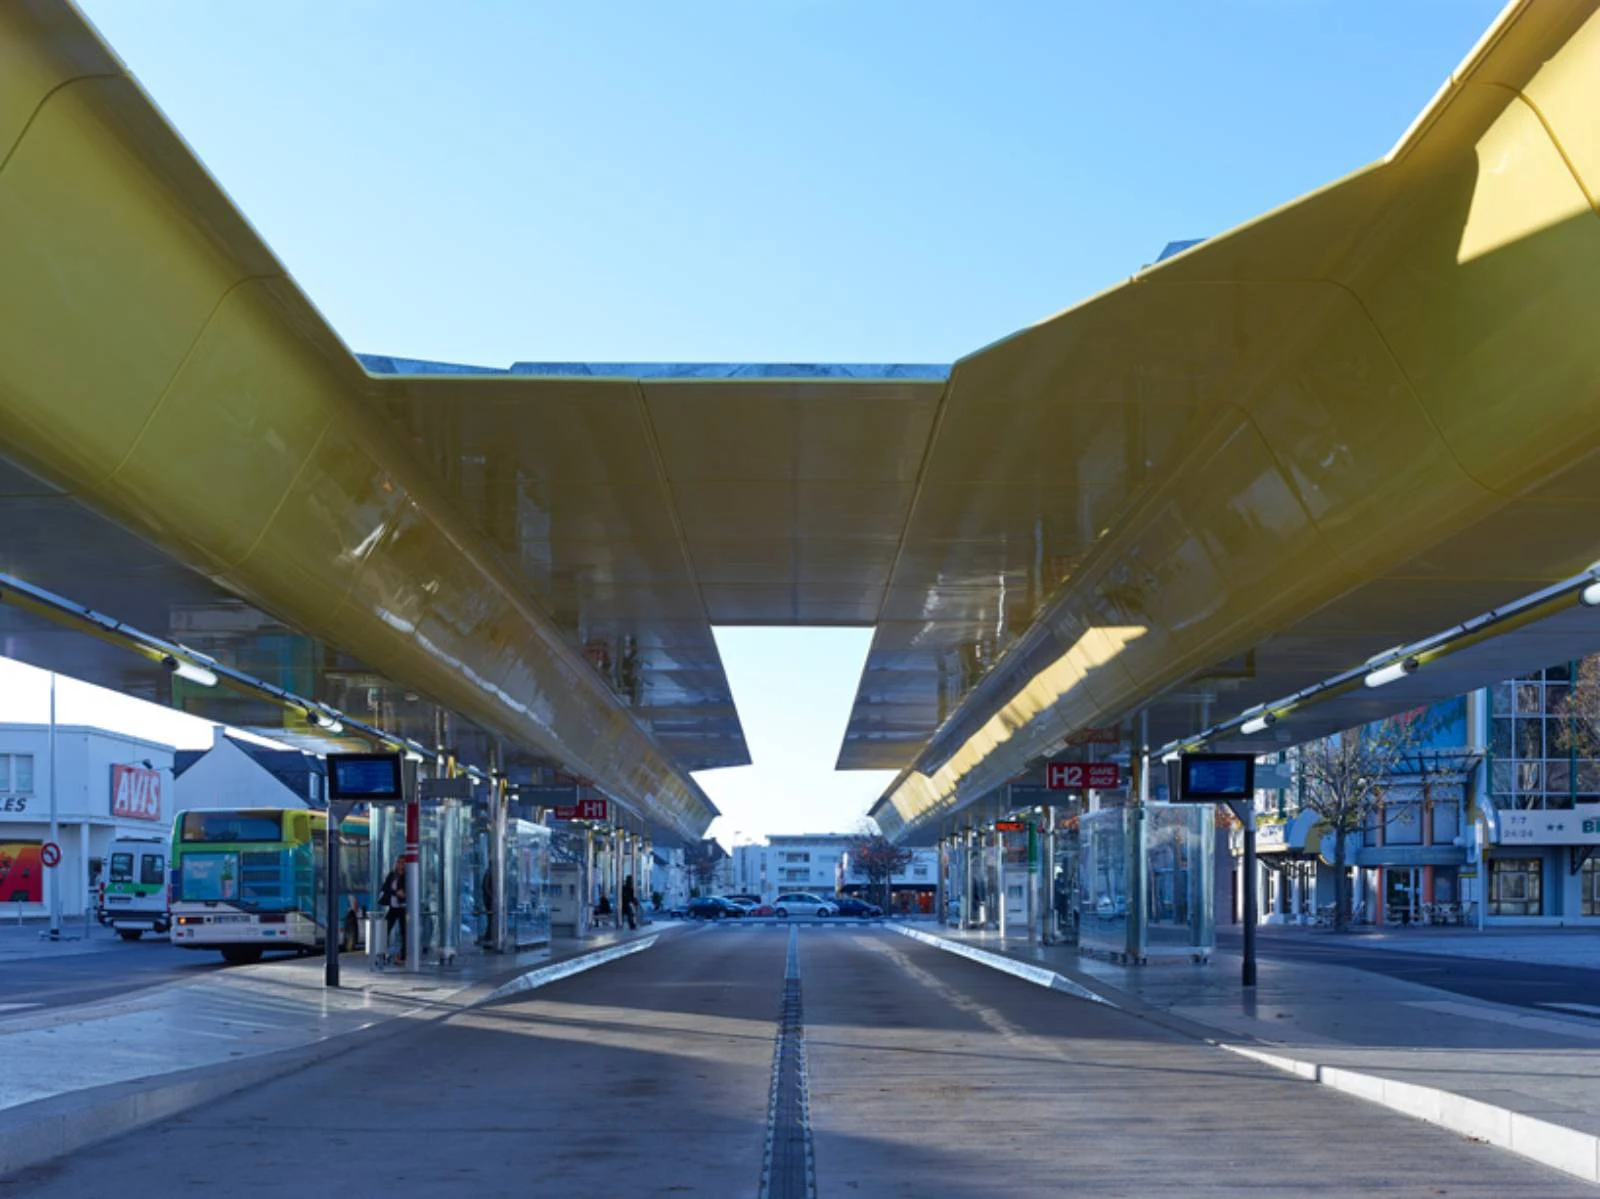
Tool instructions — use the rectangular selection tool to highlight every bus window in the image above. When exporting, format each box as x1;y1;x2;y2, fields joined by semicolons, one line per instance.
110;852;134;883
140;855;165;885
181;812;282;843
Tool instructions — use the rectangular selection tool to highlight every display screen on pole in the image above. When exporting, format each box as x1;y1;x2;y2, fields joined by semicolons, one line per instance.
1178;754;1255;801
326;752;405;802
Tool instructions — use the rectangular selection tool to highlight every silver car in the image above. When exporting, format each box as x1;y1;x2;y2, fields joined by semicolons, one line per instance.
773;892;838;918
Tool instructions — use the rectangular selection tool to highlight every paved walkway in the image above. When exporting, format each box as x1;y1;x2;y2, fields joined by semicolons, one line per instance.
4;924;1587;1198
917;923;1600;1182
0;925;666;1176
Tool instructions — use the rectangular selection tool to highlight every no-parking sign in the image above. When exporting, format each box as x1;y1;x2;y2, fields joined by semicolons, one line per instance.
40;841;61;868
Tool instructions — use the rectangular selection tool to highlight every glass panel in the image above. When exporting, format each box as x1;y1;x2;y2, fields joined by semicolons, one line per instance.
1491;760;1515;795
1489;719;1512;759
1514;717;1543;759
1430;796;1460;843
109;852;133;883
1385;803;1422;845
1584;859;1600;918
1491;683;1514;717
1515;683;1543;712
181;812;283;843
1489;858;1543;916
14;756;30;792
140;855;164;885
1578;761;1600;798
1515;761;1543;796
1545;760;1572;795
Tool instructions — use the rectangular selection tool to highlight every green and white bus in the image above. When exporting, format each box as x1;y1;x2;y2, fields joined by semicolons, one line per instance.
170;808;369;964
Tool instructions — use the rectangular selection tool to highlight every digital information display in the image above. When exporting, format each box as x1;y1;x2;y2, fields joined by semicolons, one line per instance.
326;752;405;802
1178;754;1255;801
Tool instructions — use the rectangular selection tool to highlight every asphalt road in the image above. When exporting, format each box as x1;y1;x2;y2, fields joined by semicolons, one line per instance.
1234;930;1600;1018
0;938;231;1014
3;925;1588;1198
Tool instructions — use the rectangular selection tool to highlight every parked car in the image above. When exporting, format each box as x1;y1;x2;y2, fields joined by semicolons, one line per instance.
723;894;763;907
831;896;883;919
687;896;747;920
772;892;837;918
748;903;775;917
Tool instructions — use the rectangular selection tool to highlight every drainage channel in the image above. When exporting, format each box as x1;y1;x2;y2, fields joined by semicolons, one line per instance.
758;924;816;1199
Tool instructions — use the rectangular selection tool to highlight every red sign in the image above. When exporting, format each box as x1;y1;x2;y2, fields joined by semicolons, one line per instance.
1046;762;1121;791
110;764;162;822
40;841;61;868
994;820;1026;832
553;798;609;822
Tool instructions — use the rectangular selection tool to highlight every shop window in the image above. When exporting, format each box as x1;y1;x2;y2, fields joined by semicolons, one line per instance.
1430;798;1460;844
1489;857;1543;917
1384;802;1422;845
0;754;33;793
1583;858;1600;918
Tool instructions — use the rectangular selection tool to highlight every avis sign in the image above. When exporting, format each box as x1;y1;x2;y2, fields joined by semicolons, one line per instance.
1046;762;1121;791
110;764;162;822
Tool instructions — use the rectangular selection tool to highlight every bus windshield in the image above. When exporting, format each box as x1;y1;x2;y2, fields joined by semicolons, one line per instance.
180;812;283;843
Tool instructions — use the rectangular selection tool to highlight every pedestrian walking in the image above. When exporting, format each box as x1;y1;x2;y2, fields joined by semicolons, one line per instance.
621;874;638;930
379;857;407;964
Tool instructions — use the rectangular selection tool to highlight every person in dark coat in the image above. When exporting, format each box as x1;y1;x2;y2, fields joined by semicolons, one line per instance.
621;874;638;930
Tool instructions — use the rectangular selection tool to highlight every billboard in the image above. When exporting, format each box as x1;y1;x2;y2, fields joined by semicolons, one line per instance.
110;764;162;822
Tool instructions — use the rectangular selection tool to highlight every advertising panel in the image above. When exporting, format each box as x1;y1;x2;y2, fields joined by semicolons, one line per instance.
110;764;162;822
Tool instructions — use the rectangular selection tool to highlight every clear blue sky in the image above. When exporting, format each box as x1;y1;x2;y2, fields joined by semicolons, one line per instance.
33;0;1508;838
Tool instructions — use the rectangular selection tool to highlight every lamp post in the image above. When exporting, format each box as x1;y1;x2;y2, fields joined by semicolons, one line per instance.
47;673;59;941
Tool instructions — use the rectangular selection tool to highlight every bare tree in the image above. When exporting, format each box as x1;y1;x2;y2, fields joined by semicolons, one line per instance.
849;836;914;912
1297;712;1424;932
1552;655;1600;757
683;839;722;896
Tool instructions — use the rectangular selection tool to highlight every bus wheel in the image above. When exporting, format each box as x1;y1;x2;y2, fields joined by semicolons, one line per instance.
117;929;143;942
220;946;264;966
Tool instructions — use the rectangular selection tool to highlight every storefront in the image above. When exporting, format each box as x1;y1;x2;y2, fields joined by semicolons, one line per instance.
0;724;177;920
1486;805;1600;924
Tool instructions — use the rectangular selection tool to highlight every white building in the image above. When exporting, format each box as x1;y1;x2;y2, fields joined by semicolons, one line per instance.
0;723;178;919
729;835;939;904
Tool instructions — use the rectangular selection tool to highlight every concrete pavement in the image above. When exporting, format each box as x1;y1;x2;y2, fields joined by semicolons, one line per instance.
4;924;1587;1197
0;925;668;1178
913;923;1600;1184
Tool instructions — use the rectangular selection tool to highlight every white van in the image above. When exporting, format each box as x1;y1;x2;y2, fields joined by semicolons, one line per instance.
97;836;169;940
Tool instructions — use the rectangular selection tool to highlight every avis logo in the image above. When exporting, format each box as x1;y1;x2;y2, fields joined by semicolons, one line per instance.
111;766;161;821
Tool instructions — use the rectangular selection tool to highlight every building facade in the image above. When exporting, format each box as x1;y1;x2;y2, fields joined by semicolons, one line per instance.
0;723;176;919
1234;660;1600;928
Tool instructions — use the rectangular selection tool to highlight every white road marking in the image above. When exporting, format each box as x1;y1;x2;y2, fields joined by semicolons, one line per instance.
1537;1001;1600;1017
0;1003;42;1014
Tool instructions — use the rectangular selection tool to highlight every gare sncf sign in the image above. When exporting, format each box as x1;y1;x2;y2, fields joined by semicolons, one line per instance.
110;764;162;822
1046;762;1121;791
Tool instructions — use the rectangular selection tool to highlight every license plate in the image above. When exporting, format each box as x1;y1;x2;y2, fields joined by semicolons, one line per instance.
213;914;250;924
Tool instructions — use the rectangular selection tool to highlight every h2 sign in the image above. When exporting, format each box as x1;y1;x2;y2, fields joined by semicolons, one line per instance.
1046;762;1121;791
110;764;162;822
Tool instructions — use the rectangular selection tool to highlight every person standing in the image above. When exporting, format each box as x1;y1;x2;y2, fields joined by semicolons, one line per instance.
379;857;407;965
621;874;638;931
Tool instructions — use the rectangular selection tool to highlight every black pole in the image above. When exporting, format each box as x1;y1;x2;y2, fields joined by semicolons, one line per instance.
1241;815;1257;988
325;808;341;988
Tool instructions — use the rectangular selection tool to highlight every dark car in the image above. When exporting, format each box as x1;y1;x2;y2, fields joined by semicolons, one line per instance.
687;896;747;920
832;896;883;918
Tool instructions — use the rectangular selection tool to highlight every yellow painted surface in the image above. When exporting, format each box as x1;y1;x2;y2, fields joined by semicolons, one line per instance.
4;3;1600;845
